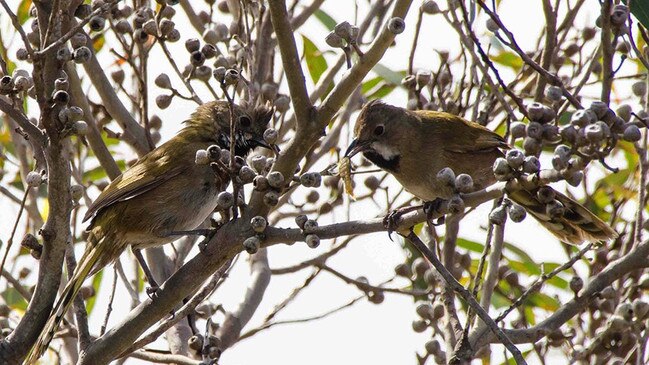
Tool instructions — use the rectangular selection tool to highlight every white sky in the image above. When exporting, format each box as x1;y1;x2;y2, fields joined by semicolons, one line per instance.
0;0;643;364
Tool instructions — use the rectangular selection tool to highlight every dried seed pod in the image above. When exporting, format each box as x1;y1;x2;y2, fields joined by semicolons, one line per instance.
295;215;308;229
412;320;428;333
303;219;318;232
446;195;465;214
510;121;526;139
26;171;42;187
632;81;647;97
536;186;556;204
623;124;642;142
166;28;181;42
223;69;239;85
142;19;157;36
589;101;608;119
486;18;499;32
275;95;291;112
571;109;596;127
155;94;173;109
421;1;440;14
300;172;322;188
584;124;604;143
250;216;267;233
325;32;345;48
305;234;320;248
243;236;260;254
569;276;583;295
394;263;412;278
387;17;405;34
155;73;172;89
526;121;543;139
505;149;525;169
507;203;526;222
73;46;92;63
492;158;511;180
454;174;473;193
253;175;269;191
217;191;234;208
267;171;285;189
185;38;200;52
195;149;209;165
364;176;380;191
545;86;562;102
565;170;584;187
263;128;278;145
415;70;432;88
522;155;541;173
239;166;256;184
263;190;279;206
436;167;455;187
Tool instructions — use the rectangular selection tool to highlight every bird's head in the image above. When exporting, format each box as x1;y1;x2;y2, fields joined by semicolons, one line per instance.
345;99;411;172
186;101;274;156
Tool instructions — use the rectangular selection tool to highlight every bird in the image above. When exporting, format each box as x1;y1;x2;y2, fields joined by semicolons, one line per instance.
26;100;273;363
344;99;617;244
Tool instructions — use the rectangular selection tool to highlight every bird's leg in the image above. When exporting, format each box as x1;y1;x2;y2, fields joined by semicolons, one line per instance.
166;229;215;236
131;248;160;298
383;205;422;240
423;198;446;226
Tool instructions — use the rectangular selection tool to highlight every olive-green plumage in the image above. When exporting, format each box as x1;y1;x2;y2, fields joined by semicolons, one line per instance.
27;101;272;364
346;100;616;244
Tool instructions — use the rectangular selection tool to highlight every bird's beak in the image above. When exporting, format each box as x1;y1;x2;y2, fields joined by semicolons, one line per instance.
344;138;368;158
251;137;281;154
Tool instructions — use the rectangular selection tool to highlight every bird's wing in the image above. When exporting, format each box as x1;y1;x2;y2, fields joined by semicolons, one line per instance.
82;150;185;223
416;110;508;154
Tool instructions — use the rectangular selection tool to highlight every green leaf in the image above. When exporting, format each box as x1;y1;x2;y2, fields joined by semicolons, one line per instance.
491;51;523;71
372;63;405;86
625;0;649;30
84;160;125;183
17;0;32;25
302;35;328;84
456;238;485;253
92;34;105;53
314;9;337;30
2;287;28;311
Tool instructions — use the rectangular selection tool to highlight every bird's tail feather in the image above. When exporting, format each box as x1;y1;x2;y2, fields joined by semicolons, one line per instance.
508;187;617;245
25;245;102;365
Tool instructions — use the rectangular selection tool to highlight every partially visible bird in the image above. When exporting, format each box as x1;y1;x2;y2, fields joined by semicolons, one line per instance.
27;101;273;364
345;100;616;244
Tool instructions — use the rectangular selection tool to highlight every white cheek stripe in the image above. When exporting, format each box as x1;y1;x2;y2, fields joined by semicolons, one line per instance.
371;142;398;159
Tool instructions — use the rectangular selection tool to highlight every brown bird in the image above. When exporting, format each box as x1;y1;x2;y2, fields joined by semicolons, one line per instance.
345;100;616;244
27;101;273;363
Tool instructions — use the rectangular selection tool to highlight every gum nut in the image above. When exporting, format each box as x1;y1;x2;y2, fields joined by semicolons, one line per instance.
589;100;608;119
263;128;278;145
155;73;172;89
243;236;260;254
609;116;626;134
303;219;318;232
73;46;92;63
545;86;562;101
510;121;526;139
486;18;499;32
415;70;432;87
300;172;322;188
527;102;547;122
166;28;181;42
633;299;649;320
334;21;352;39
632;81;647;97
156;94;173;109
52;90;69;104
552;155;567;171
70;184;84;200
522;155;541;173
446;195;465;214
295;215;308;229
217;191;234;208
492;157;510;175
251;155;267;172
261;82;279;100
541;124;559;140
364;175;380;190
394;263;412;278
536;186;556;204
185;38;200;52
416;302;434;320
600;286;616;299
401;75;416;88
195;149;209;165
325;32;345;48
267;171;285;189
570;109;595;127
73;121;88;135
206;145;221;161
190;50;206;66
455;174;474;193
26;171;42;187
68;106;83;120
507;203;526;222
436;167;455;186
56;46;72;61
239;166;256;183
595;121;611;138
425;340;441;355
306;190;320;203
432;301;444;319
565;171;583;187
560;125;577;143
616;104;632;122
250;216;267;233
489;205;507;225
387;17;405;34
584;124;603;142
421;1;440;14
305;234;320;248
526;121;543;139
263;190;279;206
505;149;525;169
412;257;428;277
253;175;269;191
545;199;565;218
111;69;125;84
219;148;231;164
554;144;571;161
623;124;642;142
275;95;291;112
569;276;583;294
615;303;634;321
412;320;428;333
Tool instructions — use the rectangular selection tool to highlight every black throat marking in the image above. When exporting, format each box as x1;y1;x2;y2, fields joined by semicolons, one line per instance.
363;151;400;172
217;132;254;157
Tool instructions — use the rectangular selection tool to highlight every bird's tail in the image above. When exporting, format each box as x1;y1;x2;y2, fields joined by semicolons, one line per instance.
25;245;102;365
508;187;617;245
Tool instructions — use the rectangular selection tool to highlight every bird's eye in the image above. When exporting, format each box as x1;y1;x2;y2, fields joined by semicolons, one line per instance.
373;125;385;136
239;116;252;128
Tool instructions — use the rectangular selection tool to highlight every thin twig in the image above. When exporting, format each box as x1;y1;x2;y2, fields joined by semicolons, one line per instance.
0;188;30;277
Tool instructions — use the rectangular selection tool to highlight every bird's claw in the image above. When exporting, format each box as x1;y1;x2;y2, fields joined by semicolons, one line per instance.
146;285;160;300
383;209;405;241
423;198;446;226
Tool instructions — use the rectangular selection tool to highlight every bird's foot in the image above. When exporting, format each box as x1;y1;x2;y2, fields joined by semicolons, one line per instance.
383;206;421;240
146;285;161;300
423;198;446;226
